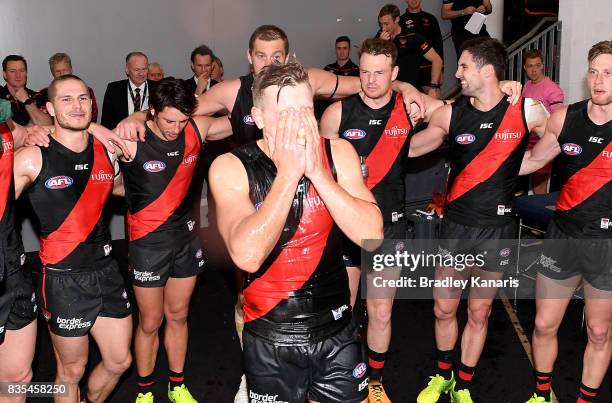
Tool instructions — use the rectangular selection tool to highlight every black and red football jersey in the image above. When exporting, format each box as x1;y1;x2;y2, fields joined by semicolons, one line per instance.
120;120;202;245
232;141;351;345
338;92;412;222
229;75;263;147
445;96;529;227
0;123;24;279
26;136;114;268
553;100;611;238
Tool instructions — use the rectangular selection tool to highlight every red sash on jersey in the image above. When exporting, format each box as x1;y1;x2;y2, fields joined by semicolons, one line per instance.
127;122;201;241
557;140;612;211
39;138;113;265
447;100;526;203
365;93;411;190
243;138;334;322
243;186;333;323
0;123;14;222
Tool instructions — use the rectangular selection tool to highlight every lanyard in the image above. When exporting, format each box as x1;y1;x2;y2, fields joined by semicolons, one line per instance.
128;82;147;110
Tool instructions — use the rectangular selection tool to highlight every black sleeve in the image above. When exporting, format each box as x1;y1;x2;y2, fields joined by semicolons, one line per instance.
431;17;444;62
100;83;114;129
414;33;432;55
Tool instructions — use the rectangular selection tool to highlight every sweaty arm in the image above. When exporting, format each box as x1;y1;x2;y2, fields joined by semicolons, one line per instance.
193;115;233;142
13;146;42;198
319;101;342;139
208;153;300;273
193;79;240;116
520;106;565;175
408;103;451;158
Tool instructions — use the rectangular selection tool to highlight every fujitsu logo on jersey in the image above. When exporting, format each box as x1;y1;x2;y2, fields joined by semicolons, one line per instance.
455;134;476;144
90;170;113;183
562;143;582;155
44;176;73;189
183;153;198;165
2;140;13;153
602;150;612;159
143;160;166;172
384;125;409;137
243;114;255;126
343;129;366;140
494;129;523;141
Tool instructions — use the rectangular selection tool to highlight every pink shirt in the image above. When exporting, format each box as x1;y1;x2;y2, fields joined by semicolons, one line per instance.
522;76;564;113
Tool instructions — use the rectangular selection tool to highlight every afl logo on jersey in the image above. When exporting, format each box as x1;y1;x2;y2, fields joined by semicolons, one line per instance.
44;176;73;189
343;129;366;140
562;143;582;155
243;114;255;126
455;134;476;145
143;161;166;172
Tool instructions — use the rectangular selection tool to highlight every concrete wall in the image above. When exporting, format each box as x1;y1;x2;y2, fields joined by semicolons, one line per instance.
558;0;612;102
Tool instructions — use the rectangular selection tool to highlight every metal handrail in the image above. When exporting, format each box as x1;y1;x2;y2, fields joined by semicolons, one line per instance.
506;19;562;84
441;16;562;99
507;17;558;54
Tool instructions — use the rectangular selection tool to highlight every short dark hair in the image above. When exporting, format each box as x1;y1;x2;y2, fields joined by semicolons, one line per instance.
252;62;310;106
460;37;508;81
2;55;27;72
49;53;72;70
336;36;351;45
125;51;148;64
523;49;543;64
47;74;87;101
190;44;214;63
149;78;197;117
359;38;398;66
378;4;400;20
248;25;289;56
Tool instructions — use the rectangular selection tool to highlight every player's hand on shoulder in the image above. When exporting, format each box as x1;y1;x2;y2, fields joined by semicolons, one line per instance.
114;114;147;142
499;80;523;105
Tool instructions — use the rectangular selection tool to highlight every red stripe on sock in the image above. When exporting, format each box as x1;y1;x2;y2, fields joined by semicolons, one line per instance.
458;370;474;381
137;381;155;387
536;381;551;391
368;358;385;369
437;361;452;370
169;376;185;382
577;398;590;403
579;387;597;397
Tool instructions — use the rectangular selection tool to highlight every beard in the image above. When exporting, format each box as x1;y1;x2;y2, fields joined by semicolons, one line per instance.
56;113;91;131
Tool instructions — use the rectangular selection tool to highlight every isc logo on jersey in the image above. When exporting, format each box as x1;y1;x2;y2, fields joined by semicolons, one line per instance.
455;134;476;145
143;160;166;172
562;143;582;155
343;129;366;140
243;115;255;126
45;176;73;189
